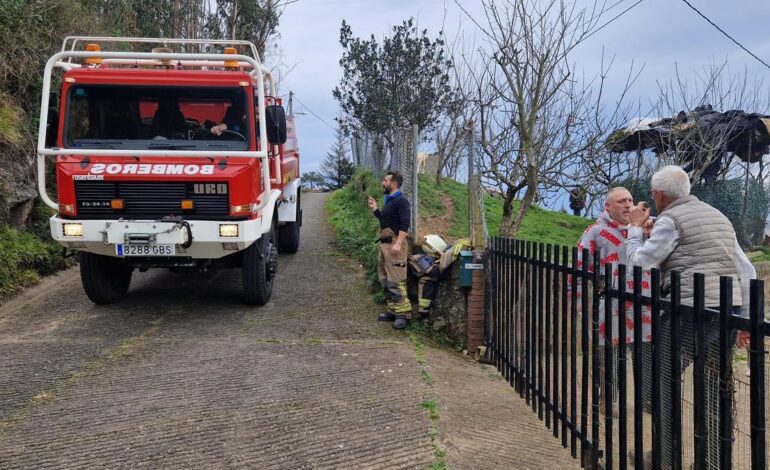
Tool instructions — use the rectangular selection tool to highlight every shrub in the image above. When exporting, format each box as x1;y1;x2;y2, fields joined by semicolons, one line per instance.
326;170;384;297
0;221;69;302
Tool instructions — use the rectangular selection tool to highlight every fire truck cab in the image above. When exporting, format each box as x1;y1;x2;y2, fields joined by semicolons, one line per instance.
37;37;301;305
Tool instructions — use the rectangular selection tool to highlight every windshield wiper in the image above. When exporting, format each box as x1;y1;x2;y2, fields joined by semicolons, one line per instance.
147;143;197;150
75;142;117;149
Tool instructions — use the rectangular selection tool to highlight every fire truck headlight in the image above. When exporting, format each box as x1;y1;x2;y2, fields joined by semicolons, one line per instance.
219;224;239;238
63;223;84;237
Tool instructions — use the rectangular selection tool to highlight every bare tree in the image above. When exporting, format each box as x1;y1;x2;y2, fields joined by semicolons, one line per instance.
459;0;637;236
431;98;467;183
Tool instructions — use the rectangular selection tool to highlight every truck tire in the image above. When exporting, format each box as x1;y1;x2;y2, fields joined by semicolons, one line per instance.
243;223;278;305
79;252;133;304
278;192;301;254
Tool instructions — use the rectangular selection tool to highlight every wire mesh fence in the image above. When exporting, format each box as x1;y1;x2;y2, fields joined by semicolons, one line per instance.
624;177;770;248
351;126;419;238
486;238;768;469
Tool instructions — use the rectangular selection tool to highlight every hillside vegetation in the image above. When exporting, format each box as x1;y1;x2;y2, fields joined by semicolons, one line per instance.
0;205;70;303
418;175;591;246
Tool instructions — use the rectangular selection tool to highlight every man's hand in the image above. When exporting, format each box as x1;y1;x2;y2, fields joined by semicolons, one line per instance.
643;218;655;236
736;330;750;349
391;241;402;255
630;202;651;227
367;196;377;212
211;123;227;136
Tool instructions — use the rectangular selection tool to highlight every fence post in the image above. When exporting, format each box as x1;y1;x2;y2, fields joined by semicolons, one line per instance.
671;271;683;470
580;248;590;465
518;240;526;396
507;238;515;384
632;266;645;470
494;237;502;372
749;279;766;469
467;122;485;249
651;269;662;469
526;241;533;406
570;247;579;458
718;276;734;470
561;245;570;447
590;252;601;468
410;124;419;240
503;239;511;383
603;262;614;470
538;243;546;419
484;237;494;354
545;244;553;429
618;263;628;470
552;245;561;439
693;273;707;469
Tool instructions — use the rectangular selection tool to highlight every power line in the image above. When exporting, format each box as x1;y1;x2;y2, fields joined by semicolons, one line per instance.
291;94;337;131
680;0;770;70
582;0;645;43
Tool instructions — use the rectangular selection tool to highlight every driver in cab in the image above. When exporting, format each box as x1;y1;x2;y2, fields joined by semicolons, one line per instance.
210;102;246;137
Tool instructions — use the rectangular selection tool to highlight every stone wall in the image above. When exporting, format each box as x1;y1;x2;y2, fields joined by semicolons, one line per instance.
408;261;468;347
408;251;486;350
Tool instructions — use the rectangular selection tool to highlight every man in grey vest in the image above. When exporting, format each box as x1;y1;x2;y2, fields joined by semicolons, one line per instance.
626;165;754;469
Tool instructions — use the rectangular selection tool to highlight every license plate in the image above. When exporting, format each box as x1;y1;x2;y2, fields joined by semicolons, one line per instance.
116;244;176;257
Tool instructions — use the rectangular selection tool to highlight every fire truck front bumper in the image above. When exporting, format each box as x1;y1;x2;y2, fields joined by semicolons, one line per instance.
50;216;265;259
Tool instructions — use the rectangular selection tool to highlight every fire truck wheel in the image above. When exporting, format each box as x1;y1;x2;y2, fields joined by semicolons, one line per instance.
278;192;301;254
79;252;133;304
242;226;277;305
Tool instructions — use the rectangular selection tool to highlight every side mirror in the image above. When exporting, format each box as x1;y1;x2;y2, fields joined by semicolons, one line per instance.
46;97;60;148
45;108;59;148
264;105;287;145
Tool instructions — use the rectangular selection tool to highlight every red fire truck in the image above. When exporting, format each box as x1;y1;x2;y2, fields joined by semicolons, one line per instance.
37;37;301;305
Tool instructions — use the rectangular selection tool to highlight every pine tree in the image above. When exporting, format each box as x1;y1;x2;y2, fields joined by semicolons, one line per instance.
321;125;355;189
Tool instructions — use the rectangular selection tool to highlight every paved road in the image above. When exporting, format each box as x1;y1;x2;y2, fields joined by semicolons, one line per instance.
0;193;578;469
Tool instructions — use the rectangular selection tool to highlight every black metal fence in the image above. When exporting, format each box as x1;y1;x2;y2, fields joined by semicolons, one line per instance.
485;237;769;469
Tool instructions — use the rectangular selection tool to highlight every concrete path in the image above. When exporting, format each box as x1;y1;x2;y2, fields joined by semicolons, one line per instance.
0;192;578;469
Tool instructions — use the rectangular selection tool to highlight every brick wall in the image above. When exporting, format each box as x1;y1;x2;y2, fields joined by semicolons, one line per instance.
466;250;485;351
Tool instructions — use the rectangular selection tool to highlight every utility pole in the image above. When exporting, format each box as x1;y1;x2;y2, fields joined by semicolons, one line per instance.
466;121;484;248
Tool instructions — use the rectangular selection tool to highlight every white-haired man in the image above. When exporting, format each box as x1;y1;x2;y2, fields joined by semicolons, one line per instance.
627;165;754;469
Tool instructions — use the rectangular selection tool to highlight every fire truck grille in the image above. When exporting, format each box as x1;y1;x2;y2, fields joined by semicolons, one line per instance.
74;181;233;220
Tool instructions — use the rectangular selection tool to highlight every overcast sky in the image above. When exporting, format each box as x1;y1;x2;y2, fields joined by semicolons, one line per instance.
275;0;770;173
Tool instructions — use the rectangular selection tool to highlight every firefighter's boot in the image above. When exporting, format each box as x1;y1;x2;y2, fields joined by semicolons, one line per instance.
378;311;396;322
393;315;408;330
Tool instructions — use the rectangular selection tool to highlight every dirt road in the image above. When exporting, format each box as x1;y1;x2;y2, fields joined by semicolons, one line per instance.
0;193;577;469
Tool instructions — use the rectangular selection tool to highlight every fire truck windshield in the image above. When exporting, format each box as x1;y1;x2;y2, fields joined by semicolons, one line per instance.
65;85;252;151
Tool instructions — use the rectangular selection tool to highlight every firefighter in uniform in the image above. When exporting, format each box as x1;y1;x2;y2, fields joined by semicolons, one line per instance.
367;171;413;329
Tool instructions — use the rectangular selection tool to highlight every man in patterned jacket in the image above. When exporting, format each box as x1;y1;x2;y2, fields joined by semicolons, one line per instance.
575;187;652;412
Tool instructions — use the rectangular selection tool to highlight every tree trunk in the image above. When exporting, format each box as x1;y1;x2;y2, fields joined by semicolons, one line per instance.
498;186;517;237
502;166;537;238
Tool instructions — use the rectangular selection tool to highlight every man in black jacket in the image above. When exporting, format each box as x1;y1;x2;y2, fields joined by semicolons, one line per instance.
367;171;413;329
